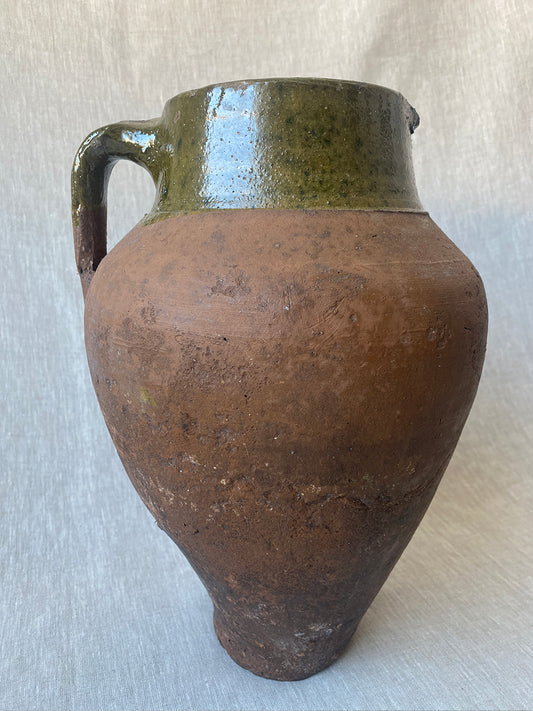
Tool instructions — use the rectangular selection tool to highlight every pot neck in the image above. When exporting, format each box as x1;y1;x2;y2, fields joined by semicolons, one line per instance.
151;78;423;214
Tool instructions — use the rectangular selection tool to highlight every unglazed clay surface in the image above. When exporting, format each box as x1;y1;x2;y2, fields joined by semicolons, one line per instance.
83;209;487;680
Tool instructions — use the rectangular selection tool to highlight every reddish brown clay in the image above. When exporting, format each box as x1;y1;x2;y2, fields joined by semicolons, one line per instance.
84;209;486;680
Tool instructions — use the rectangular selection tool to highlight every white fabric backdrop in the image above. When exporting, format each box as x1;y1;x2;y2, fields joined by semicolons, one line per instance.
1;1;532;709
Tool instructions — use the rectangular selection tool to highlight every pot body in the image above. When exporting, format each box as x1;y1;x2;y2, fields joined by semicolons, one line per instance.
85;209;486;680
73;79;487;680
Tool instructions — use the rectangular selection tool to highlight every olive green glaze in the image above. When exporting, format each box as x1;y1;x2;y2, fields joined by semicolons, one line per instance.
155;78;422;213
72;79;421;294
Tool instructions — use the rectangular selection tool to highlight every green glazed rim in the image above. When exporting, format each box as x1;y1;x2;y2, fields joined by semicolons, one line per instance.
156;77;422;215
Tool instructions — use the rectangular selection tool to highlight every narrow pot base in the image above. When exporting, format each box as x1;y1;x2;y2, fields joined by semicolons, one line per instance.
213;606;359;681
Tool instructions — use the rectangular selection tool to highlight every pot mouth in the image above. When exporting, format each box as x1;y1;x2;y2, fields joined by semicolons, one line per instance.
165;77;420;134
153;76;423;214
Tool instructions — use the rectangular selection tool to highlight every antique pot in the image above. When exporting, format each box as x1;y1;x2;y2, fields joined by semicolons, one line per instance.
72;78;487;681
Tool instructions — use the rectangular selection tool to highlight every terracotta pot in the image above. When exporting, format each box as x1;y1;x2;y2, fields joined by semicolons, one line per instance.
72;79;487;681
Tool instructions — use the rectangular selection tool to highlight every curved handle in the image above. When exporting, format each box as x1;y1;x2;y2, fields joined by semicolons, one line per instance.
72;119;163;298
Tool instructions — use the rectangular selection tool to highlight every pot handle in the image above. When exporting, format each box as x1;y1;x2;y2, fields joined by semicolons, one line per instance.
71;119;162;298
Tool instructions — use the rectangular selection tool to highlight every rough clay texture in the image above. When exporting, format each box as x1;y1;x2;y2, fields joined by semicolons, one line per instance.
84;209;487;680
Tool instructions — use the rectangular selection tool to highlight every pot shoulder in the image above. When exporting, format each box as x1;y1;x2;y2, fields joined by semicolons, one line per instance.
86;208;487;344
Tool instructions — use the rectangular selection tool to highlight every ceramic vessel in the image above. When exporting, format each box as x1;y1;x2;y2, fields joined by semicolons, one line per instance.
72;79;487;681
